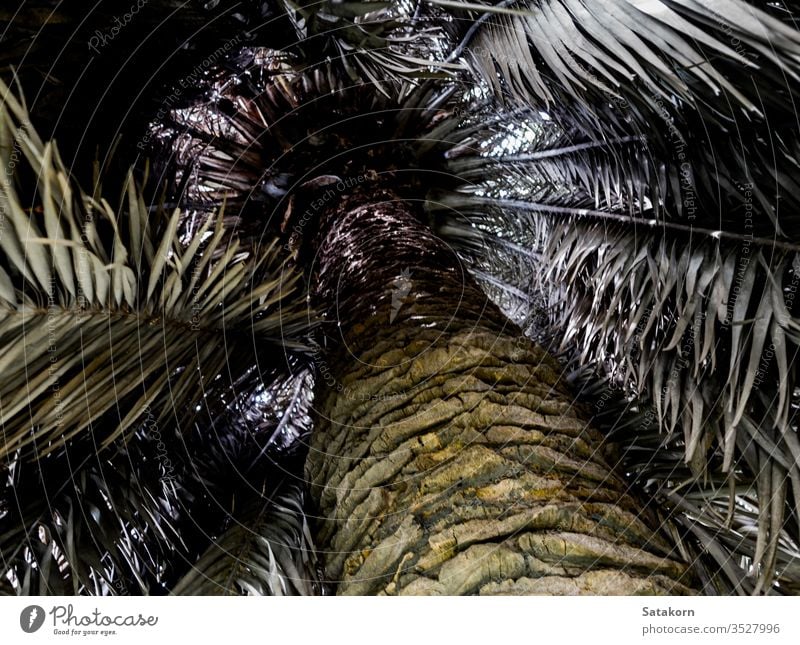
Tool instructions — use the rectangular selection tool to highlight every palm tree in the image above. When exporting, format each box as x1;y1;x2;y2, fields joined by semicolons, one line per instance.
2;0;800;596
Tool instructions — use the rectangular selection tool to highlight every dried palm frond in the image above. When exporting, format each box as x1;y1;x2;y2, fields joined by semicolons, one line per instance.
171;484;321;596
1;434;185;595
279;0;459;91
439;0;799;123
0;76;311;462
433;0;800;245
432;104;800;593
561;360;800;596
0;76;319;595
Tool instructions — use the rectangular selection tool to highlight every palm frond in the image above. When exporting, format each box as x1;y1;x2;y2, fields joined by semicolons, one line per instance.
431;96;800;593
2;356;318;596
280;0;459;92
170;485;321;596
439;0;799;118
1;436;185;595
566;361;800;596
435;0;800;245
0;76;312;462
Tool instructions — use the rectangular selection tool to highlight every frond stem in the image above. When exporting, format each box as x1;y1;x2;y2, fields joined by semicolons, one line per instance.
445;195;800;253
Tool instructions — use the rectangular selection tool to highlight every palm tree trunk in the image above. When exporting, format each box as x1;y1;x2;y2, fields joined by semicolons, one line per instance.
306;187;695;595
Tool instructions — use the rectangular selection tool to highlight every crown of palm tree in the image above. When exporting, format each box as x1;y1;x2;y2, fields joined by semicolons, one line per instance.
1;0;799;596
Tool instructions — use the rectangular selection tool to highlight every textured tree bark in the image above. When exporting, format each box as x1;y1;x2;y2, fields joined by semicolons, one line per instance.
306;188;695;595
